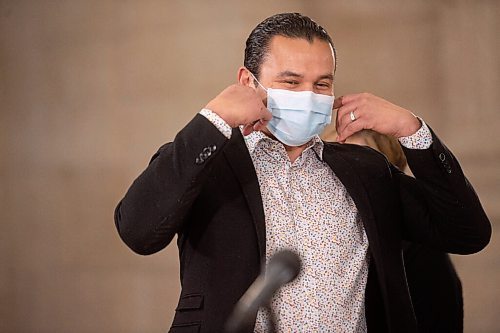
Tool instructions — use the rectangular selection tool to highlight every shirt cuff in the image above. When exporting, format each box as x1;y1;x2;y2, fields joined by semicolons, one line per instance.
398;118;433;150
199;108;232;139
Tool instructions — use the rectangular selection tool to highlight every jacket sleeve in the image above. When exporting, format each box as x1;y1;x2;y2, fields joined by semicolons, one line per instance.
398;127;491;254
114;114;230;255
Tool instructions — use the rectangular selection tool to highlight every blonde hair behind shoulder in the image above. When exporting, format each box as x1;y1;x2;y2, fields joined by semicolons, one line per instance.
321;127;408;171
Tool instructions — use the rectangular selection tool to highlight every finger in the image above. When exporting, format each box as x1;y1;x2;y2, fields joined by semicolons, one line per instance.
242;123;254;136
258;104;272;121
336;105;358;136
336;104;357;126
338;93;367;105
253;119;269;132
337;118;365;142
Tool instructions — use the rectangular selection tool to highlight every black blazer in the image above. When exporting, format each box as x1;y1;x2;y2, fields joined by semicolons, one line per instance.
115;114;490;333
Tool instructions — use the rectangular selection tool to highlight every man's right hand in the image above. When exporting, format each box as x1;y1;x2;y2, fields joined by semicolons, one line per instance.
205;84;272;136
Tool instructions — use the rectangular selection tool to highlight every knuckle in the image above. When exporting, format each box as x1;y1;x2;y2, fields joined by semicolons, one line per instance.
360;92;372;103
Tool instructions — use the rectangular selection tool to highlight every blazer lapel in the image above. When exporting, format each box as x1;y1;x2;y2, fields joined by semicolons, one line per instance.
322;144;382;255
324;144;418;331
223;128;266;263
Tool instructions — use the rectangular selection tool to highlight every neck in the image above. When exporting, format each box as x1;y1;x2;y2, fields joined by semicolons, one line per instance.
284;144;308;163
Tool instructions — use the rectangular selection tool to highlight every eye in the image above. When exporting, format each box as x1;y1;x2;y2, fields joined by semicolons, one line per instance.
316;82;331;89
284;80;299;86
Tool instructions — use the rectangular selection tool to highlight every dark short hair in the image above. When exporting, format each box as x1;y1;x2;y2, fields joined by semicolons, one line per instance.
244;12;336;79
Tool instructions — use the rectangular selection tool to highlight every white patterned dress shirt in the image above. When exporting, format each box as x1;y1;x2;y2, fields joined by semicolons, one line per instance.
199;108;432;332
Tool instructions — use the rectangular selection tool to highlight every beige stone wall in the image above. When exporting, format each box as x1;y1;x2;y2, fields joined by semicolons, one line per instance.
1;1;498;332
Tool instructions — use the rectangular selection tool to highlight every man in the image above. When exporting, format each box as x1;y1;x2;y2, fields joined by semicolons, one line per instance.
115;13;490;332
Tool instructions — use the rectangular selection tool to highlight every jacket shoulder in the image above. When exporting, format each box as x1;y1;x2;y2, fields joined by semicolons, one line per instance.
323;141;389;162
323;141;393;179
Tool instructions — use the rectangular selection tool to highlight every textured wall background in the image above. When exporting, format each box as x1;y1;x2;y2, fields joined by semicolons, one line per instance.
1;1;499;332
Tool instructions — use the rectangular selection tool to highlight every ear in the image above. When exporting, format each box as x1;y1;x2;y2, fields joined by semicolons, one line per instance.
237;67;254;87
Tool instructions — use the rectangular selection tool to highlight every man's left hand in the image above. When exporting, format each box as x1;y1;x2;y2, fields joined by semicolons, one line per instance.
335;93;421;142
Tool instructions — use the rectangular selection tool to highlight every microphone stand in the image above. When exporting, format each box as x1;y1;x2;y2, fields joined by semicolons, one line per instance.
263;302;277;333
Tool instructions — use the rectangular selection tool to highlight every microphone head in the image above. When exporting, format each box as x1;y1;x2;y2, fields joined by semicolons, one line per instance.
225;250;301;333
266;249;301;287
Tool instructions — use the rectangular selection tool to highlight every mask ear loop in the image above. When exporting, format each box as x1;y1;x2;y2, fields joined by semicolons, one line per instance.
248;71;270;112
249;72;268;92
248;71;270;128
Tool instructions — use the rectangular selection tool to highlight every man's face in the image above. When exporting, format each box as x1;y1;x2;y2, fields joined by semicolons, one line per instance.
255;35;335;99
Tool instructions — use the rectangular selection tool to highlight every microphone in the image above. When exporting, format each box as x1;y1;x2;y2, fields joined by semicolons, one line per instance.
225;250;301;333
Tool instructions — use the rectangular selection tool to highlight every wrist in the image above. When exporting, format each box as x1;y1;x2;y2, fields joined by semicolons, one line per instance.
205;101;236;128
397;113;421;138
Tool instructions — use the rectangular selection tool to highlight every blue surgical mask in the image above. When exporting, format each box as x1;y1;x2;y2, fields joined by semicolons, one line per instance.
252;74;334;146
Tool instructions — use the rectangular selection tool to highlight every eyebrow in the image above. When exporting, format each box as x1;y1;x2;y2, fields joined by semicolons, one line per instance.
276;71;334;81
276;70;303;78
318;73;334;81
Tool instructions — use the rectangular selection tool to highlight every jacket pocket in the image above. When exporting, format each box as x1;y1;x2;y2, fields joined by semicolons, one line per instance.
169;322;201;333
175;294;204;311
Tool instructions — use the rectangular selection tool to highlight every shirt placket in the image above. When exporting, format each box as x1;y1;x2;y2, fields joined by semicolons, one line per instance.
289;158;321;330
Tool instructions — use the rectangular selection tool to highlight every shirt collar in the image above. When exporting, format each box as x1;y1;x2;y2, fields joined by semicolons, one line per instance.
240;127;325;161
